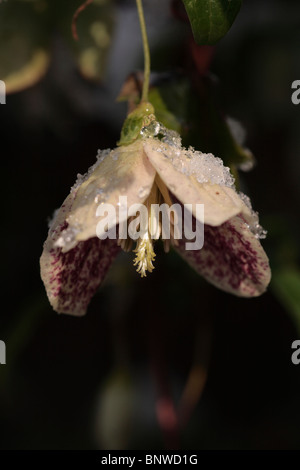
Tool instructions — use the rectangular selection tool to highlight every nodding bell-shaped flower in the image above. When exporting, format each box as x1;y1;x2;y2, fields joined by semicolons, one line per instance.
40;103;271;316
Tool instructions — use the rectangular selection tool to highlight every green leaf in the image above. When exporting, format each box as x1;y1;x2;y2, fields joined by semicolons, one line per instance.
182;0;242;45
148;88;181;133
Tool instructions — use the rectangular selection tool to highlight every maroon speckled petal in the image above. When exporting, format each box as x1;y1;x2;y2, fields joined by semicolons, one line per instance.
41;237;119;316
175;215;271;297
40;192;120;315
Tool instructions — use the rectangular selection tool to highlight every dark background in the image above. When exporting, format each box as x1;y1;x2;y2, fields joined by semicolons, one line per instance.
0;0;300;449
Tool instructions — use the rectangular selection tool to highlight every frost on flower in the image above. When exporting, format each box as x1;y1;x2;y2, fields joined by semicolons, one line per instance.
40;114;271;316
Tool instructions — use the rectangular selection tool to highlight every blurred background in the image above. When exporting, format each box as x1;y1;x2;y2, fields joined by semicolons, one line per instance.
0;0;300;449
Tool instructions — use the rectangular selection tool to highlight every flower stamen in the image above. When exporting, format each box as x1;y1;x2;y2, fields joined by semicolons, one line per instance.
133;234;156;277
118;177;175;276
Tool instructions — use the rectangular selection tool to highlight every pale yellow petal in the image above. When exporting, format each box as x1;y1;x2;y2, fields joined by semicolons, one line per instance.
143;138;252;227
67;140;156;242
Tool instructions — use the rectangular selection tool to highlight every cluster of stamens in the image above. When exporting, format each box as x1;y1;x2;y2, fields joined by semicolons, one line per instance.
117;176;177;277
133;234;156;277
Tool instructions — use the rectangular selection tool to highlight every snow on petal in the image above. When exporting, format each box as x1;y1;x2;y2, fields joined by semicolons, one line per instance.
40;192;120;316
175;214;271;297
143;138;252;227
65;140;156;244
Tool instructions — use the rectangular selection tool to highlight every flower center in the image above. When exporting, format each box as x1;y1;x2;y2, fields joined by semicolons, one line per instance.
118;176;175;277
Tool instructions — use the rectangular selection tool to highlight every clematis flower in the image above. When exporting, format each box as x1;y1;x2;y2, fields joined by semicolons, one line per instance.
40;105;271;316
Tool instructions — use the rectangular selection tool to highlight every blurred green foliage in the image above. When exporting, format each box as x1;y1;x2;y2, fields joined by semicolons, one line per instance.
0;0;114;92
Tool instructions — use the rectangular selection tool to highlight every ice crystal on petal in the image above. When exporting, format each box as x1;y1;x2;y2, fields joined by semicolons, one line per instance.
55;226;81;252
239;192;267;239
149;126;235;188
70;173;85;193
97;148;111;162
161;128;182;148
189;151;235;187
70;148;111;193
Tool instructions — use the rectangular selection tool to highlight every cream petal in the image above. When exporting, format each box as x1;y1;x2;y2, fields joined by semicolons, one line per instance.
40;193;120;315
144;139;252;226
175;215;271;297
67;140;156;242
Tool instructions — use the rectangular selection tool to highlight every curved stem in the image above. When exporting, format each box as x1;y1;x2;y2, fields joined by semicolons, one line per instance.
72;0;94;41
136;0;151;103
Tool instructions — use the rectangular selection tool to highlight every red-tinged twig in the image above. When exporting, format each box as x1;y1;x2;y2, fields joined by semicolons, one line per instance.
178;364;208;428
148;314;180;450
178;318;212;428
72;0;94;41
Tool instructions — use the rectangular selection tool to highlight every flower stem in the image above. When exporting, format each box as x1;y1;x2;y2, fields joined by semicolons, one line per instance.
136;0;151;103
72;0;94;41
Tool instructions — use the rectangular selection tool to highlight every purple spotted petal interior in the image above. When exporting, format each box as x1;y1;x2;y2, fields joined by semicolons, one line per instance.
41;185;121;316
42;229;120;316
175;215;271;297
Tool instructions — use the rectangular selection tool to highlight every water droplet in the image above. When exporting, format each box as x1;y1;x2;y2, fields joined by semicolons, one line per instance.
140;120;161;138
